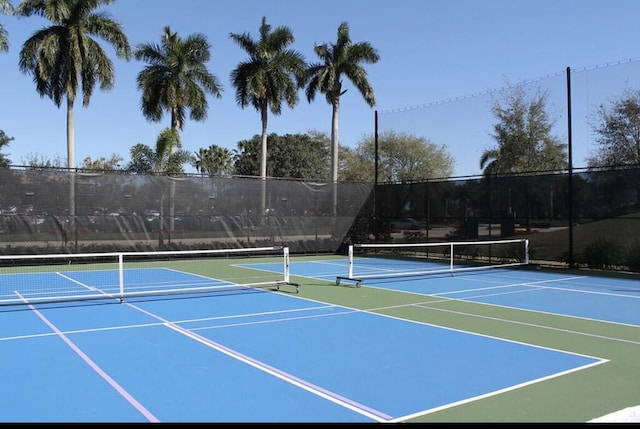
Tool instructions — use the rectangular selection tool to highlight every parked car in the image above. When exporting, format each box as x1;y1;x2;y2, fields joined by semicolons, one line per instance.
390;217;421;230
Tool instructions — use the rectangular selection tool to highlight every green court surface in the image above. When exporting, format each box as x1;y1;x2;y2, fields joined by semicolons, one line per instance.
284;255;640;423
1;251;638;422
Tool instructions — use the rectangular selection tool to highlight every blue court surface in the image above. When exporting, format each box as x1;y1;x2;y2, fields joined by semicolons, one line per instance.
277;258;640;326
1;259;635;422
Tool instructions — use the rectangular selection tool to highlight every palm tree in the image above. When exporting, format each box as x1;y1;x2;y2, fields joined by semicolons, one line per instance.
0;130;13;167
135;27;221;238
229;16;306;214
229;17;306;176
0;0;14;53
17;0;132;170
134;26;222;134
194;147;210;176
209;145;233;176
193;145;233;177
127;128;191;175
17;0;130;251
126;127;191;246
305;22;379;184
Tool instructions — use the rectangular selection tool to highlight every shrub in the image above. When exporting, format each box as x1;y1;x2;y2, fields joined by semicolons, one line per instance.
581;237;622;270
623;239;640;272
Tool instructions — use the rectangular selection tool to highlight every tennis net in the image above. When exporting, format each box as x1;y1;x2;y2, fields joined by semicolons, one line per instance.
336;238;529;287
0;246;297;306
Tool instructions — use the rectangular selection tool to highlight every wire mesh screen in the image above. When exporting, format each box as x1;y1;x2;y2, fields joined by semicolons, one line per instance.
0;168;373;255
377;60;640;177
2;166;640;271
367;166;640;270
370;59;640;271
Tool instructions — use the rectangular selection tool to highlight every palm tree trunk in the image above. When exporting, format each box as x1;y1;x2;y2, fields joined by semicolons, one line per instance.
67;98;76;252
168;121;180;243
260;104;268;215
67;98;75;171
331;100;340;216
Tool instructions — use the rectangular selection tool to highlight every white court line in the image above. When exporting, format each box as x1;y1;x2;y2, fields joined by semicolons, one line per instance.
429;275;588;297
189;307;360;332
0;304;339;342
411;299;640;346
56;272;110;293
361;274;640;332
458;272;640;299
125;302;392;422
9;265;627;422
3;292;388;420
13;290;159;422
389;359;605;423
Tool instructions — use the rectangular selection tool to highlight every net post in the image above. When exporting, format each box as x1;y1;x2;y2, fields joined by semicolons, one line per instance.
118;253;124;303
348;245;354;278
283;246;290;283
525;239;529;264
449;243;454;274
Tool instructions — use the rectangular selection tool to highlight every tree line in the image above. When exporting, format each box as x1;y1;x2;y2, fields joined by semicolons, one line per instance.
1;0;638;183
0;0;379;184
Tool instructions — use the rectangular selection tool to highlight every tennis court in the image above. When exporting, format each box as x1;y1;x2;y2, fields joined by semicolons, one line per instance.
1;243;639;422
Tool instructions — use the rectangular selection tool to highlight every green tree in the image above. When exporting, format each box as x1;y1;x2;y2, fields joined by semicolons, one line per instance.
480;84;566;175
305;22;379;184
80;154;123;171
233;138;259;177
338;145;369;182
21;152;65;168
233;131;330;179
193;144;233;177
126;128;192;175
134;26;222;134
587;90;640;213
229;16;306;182
0;0;14;53
194;147;209;176
588;89;640;167
341;130;454;183
17;0;131;170
0;129;14;167
208;145;233;176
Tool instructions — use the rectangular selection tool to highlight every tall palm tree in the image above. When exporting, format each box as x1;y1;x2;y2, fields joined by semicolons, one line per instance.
229;16;306;182
135;26;221;237
17;0;132;170
305;22;379;184
0;0;14;53
17;0;130;251
134;25;222;134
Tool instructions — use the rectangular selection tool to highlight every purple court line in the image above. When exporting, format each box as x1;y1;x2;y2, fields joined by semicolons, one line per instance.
126;301;394;422
13;291;159;423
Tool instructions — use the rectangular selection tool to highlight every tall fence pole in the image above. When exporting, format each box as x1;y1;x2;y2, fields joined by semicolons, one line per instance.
374;110;379;239
567;66;574;268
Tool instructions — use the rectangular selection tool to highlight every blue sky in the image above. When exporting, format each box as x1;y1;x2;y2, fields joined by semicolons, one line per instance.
1;0;639;177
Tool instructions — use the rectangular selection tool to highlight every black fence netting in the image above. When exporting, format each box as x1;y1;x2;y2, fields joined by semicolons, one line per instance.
3;166;640;272
0;168;372;255
363;166;640;271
